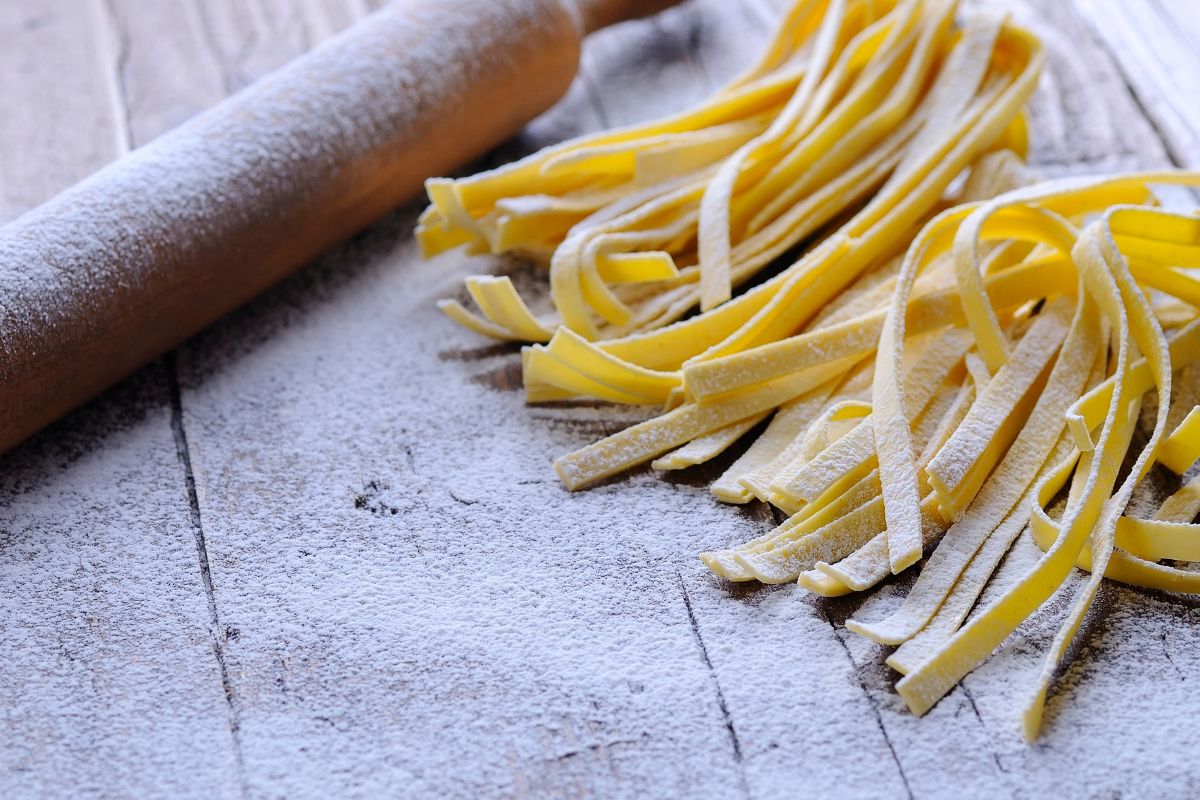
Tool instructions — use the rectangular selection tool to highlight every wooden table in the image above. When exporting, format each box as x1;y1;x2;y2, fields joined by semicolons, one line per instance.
2;1;1198;797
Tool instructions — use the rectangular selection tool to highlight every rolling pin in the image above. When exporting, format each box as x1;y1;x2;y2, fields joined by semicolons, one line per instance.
0;0;680;454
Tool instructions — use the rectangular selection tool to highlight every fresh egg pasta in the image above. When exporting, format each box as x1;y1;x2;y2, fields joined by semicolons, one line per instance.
423;0;1200;742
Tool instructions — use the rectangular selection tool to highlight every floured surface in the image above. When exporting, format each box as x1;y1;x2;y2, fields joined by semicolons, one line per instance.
2;1;1200;798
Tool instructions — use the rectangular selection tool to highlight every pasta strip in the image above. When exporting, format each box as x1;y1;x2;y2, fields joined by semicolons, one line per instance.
683;255;1073;402
886;433;1078;675
924;299;1073;517
1156;405;1200;474
711;389;840;503
554;359;861;490
652;413;770;471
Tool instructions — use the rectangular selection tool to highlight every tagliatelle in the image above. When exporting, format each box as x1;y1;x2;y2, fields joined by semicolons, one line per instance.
426;0;1039;350
424;0;1200;744
551;172;1200;742
886;175;1200;740
651;412;770;471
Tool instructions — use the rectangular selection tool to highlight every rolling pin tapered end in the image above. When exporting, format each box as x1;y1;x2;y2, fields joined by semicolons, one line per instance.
576;0;684;35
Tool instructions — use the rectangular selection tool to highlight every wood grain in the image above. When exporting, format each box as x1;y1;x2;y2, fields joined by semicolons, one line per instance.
0;1;124;222
1072;0;1200;168
2;1;1200;798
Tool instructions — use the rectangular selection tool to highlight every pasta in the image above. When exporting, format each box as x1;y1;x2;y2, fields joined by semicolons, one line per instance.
422;0;1200;741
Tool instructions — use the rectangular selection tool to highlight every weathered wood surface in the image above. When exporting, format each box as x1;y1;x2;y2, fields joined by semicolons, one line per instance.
1076;0;1200;169
1;1;1199;797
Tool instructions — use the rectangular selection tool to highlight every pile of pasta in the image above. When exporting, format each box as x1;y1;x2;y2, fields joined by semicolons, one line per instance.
690;172;1200;740
421;0;1033;343
422;0;1200;739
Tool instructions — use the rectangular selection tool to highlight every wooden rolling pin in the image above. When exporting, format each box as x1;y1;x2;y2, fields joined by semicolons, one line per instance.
0;0;680;453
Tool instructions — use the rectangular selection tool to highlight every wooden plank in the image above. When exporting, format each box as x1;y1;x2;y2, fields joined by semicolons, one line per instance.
848;5;1198;795
579;8;717;129
915;7;1200;791
296;0;372;42
104;0;688;796
95;0;369;147
185;0;312;93
174;231;758;797
942;534;1200;798
104;0;227;144
103;0;368;144
0;0;125;222
176;0;366;96
980;0;1173;174
94;1;371;796
0;0;371;795
0;1;242;796
847;4;1194;794
0;370;243;799
1071;0;1200;168
657;4;1011;795
654;0;769;97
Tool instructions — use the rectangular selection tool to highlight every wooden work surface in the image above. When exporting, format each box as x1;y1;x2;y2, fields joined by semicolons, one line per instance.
2;1;1199;798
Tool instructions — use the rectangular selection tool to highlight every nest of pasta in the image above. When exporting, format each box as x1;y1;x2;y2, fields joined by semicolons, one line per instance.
421;0;1200;740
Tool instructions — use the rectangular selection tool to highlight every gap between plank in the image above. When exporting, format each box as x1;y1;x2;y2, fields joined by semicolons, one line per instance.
96;0;135;154
1108;63;1186;169
166;352;250;796
677;570;752;800
96;0;251;788
960;683;1009;774
822;608;915;800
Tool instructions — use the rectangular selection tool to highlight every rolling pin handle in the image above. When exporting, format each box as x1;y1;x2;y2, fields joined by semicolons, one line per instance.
575;0;683;34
